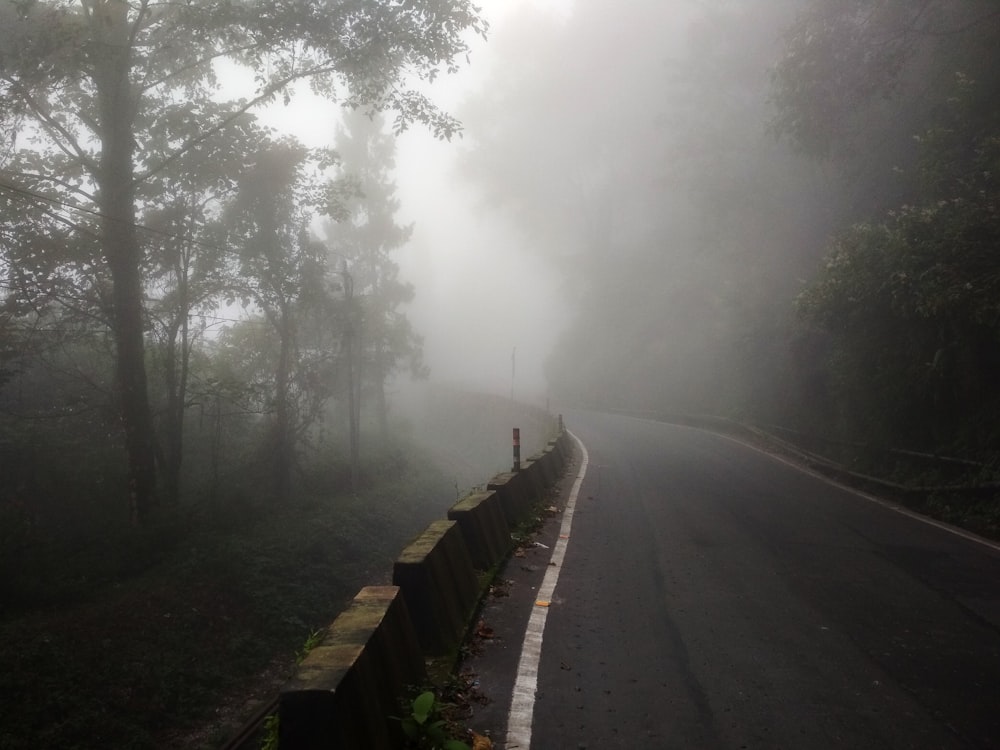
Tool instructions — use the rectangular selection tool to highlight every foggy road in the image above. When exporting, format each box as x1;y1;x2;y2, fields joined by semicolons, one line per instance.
492;411;1000;749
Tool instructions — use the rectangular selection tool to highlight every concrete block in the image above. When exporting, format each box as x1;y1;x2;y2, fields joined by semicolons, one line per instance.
353;586;427;735
392;520;479;656
487;470;531;528
521;457;547;501
547;436;565;467
554;430;571;467
538;443;555;479
546;437;566;474
279;586;424;750
447;490;511;570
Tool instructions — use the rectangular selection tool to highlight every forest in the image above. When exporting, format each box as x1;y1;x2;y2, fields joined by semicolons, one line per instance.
0;0;496;746
1;0;999;747
461;0;1000;467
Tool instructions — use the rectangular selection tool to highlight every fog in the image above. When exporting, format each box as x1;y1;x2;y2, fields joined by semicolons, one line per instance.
380;0;999;449
388;0;821;414
4;0;997;484
252;0;975;424
2;2;998;742
368;0;802;408
363;0;575;403
237;0;570;402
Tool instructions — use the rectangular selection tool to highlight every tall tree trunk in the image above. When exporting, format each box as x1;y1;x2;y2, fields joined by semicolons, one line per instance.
162;251;191;505
94;0;157;524
345;328;360;491
352;323;362;475
374;339;388;441
344;317;360;491
210;391;222;500
163;324;181;503
273;305;294;502
340;270;361;491
174;303;190;494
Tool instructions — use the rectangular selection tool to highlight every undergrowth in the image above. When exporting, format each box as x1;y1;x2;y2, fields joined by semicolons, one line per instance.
0;390;555;749
0;445;456;750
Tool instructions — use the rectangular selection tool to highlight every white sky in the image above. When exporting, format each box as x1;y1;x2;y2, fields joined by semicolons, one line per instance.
249;0;574;403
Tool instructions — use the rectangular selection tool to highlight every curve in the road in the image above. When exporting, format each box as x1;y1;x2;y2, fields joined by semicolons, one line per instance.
515;411;1000;749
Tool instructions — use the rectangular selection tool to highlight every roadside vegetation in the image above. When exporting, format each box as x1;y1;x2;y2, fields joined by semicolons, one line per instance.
0;388;553;750
0;441;445;750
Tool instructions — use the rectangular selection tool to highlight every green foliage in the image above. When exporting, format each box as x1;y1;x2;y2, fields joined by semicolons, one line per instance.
260;711;279;750
296;628;326;663
0;0;485;522
397;690;471;750
774;0;1000;456
796;73;1000;452
325;110;427;441
770;0;1000;235
769;0;919;159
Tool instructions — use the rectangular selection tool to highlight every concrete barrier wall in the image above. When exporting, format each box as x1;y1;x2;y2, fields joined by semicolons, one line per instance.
279;586;425;750
391;520;479;656
447;490;510;571
278;420;572;749
487;470;532;528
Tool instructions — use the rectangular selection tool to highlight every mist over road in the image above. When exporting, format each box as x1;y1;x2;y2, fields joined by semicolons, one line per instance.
524;410;1000;749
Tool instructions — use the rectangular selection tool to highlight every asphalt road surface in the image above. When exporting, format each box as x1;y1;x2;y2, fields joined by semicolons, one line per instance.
467;410;1000;750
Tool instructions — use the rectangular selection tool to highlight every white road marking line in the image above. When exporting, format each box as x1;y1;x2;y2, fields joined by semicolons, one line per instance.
709;430;1000;555
621;412;1000;555
505;431;589;750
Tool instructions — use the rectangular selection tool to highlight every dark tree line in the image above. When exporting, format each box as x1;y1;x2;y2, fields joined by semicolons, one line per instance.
775;0;1000;456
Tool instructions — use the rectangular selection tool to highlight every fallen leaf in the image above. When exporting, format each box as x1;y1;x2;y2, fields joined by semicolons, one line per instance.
470;731;493;750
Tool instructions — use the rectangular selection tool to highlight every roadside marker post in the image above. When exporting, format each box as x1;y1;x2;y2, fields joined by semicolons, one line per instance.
512;427;521;472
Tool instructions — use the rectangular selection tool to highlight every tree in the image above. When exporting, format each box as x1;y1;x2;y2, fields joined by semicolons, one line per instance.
0;0;485;523
770;0;1000;215
225;141;343;502
143;107;265;505
327;109;425;443
772;0;1000;451
789;26;1000;453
